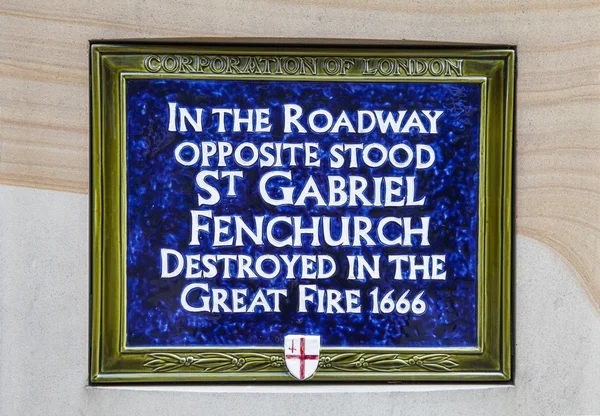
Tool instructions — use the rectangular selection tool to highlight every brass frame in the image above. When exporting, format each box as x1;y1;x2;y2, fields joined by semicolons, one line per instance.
90;43;514;383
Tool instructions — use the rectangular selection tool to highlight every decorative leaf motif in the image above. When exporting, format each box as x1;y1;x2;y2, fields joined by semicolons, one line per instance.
318;353;458;372
151;353;185;363
144;352;459;374
143;352;285;373
330;353;360;362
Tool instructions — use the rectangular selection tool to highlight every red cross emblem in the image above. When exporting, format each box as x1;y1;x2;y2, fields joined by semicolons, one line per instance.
284;335;320;380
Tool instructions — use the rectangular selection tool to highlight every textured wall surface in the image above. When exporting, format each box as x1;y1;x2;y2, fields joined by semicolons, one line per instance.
0;0;599;415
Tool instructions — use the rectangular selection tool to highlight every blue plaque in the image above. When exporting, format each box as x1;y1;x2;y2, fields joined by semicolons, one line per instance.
91;44;514;382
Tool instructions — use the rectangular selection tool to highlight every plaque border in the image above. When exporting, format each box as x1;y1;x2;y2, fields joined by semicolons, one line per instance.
90;43;514;383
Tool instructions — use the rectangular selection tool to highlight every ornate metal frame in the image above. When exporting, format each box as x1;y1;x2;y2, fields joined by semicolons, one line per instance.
90;43;514;383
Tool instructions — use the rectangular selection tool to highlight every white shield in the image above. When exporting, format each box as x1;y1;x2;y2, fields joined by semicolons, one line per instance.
284;335;320;381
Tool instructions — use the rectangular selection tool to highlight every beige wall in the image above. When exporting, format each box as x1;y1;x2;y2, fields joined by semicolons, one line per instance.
1;1;599;415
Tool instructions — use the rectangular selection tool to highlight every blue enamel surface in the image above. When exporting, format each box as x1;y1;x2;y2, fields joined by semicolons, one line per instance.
125;79;480;348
